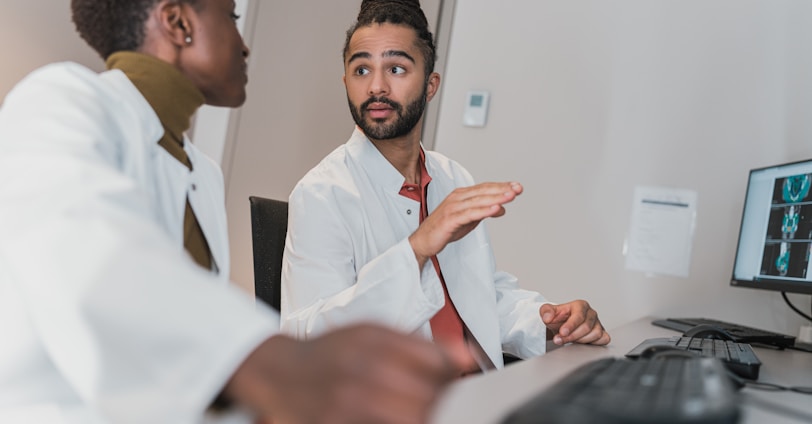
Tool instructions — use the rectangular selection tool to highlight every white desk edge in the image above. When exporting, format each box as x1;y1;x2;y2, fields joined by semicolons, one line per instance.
431;316;812;424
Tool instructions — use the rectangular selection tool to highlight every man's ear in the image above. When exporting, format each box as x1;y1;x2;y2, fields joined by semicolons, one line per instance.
425;72;441;102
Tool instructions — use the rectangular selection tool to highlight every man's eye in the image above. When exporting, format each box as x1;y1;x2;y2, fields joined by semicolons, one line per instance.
230;12;241;21
355;68;370;76
391;66;406;75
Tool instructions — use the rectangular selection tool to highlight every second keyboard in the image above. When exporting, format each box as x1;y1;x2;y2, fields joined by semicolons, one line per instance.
626;336;762;380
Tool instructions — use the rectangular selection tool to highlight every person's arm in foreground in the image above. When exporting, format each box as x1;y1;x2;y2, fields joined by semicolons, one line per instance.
226;325;470;423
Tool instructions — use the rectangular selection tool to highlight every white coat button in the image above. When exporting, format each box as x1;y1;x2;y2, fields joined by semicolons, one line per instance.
407;209;412;215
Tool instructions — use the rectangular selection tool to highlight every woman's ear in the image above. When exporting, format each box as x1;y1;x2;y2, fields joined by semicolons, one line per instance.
153;1;194;48
137;1;197;61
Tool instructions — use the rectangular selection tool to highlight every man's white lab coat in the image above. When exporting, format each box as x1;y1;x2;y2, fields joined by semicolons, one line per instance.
0;63;277;424
281;129;549;368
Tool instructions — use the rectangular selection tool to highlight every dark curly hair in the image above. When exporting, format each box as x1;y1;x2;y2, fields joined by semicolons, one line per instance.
343;0;437;79
71;0;199;59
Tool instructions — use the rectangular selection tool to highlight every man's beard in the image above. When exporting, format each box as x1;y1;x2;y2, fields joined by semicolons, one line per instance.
349;85;428;140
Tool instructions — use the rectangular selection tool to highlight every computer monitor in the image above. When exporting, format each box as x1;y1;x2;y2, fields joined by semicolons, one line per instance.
732;158;812;295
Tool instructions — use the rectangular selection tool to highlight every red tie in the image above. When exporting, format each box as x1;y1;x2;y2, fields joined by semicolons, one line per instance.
399;155;466;351
426;255;465;350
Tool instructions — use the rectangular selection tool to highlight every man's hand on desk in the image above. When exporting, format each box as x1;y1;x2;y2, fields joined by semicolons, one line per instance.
222;324;473;423
541;301;611;346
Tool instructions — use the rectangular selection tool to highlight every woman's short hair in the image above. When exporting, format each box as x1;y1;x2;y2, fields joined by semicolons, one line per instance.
71;0;199;59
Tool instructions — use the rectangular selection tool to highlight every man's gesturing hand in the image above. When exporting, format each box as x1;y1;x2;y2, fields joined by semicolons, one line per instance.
409;182;523;266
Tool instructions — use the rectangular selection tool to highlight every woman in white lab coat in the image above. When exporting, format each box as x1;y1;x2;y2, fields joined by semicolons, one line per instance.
0;1;466;423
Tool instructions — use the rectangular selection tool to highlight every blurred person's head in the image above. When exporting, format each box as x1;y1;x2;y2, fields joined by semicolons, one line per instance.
71;0;250;107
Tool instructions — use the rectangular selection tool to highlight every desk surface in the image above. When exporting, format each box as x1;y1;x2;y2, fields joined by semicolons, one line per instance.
432;316;812;423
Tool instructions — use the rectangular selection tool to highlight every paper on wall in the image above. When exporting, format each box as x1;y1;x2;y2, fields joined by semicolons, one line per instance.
624;186;698;278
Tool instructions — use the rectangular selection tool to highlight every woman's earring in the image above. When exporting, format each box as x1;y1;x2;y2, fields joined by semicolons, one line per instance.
185;36;192;45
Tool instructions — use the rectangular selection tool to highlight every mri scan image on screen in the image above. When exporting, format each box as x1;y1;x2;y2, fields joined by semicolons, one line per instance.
732;159;812;295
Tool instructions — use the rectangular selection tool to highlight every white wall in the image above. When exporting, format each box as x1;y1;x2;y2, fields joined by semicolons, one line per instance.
434;0;812;334
0;4;102;98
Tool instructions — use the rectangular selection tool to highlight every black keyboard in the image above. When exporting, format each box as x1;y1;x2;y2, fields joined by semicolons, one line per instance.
500;356;740;424
653;317;796;348
626;336;762;380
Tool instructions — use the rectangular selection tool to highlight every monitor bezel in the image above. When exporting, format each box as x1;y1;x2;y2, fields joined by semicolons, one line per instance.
730;158;812;296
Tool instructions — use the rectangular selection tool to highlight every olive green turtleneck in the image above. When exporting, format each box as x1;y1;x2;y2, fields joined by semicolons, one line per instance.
107;51;214;272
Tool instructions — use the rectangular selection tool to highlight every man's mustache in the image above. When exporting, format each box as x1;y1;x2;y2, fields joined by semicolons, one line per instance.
361;96;402;113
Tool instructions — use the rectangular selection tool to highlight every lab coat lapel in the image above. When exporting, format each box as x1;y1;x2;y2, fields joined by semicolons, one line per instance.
104;70;228;279
100;69;184;244
185;141;229;280
151;147;188;249
346;129;406;253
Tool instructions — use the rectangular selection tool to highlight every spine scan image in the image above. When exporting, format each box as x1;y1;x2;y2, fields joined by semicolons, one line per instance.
762;174;812;279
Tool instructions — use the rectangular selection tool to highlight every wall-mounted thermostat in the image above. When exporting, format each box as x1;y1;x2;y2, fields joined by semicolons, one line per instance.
463;90;490;127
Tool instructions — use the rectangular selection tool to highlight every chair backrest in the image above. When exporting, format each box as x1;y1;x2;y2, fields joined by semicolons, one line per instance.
248;196;288;312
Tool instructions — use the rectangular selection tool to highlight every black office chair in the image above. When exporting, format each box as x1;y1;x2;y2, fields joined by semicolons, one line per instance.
249;196;288;312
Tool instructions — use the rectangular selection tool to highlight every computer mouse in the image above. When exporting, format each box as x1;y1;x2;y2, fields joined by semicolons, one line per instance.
683;324;736;341
639;345;696;359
